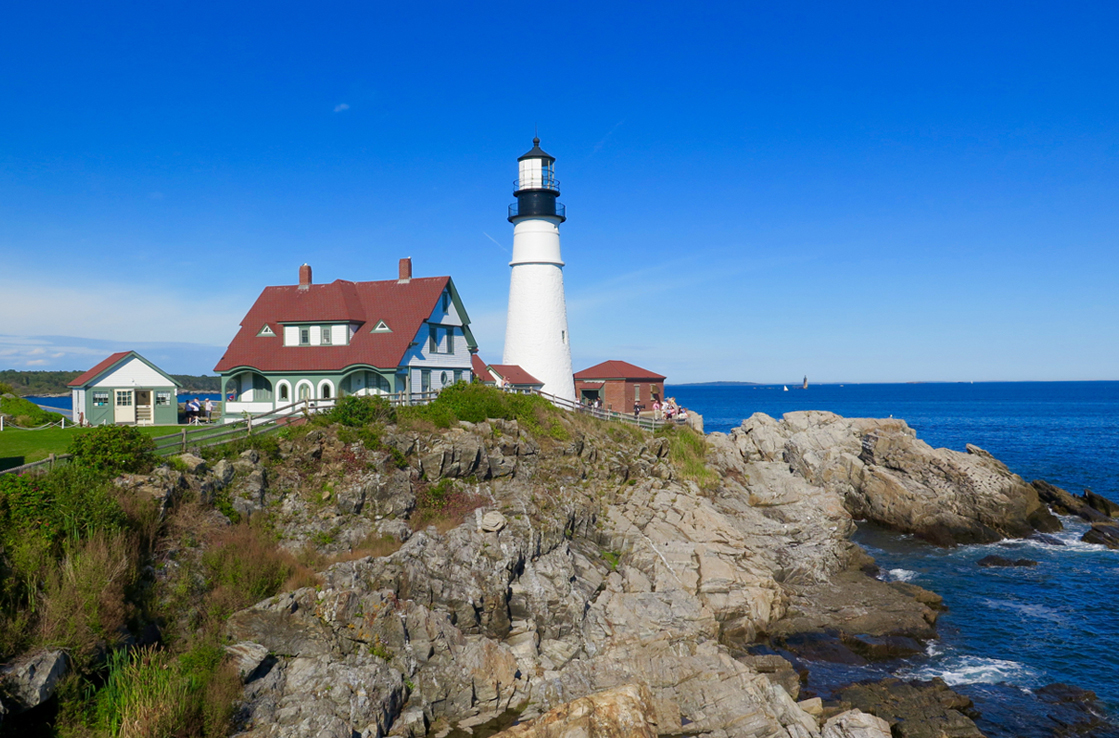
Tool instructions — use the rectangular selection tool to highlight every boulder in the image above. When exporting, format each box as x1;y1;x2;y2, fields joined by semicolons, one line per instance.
224;641;272;683
822;709;891;738
0;650;69;713
1083;490;1119;518
491;683;658;738
177;453;208;474
480;511;507;533
1033;480;1110;523
977;555;1038;567
1082;524;1119;549
835;678;982;738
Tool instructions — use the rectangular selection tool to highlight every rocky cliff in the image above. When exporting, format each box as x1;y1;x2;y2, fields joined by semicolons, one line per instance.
179;406;1077;738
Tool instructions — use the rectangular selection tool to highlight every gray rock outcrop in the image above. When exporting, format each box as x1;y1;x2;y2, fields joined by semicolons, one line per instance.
218;408;1066;737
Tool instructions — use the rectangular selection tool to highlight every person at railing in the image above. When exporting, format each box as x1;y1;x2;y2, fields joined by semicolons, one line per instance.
187;398;201;424
204;398;214;423
652;400;663;421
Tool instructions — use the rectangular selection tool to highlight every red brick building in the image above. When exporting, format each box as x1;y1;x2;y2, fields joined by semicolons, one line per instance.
573;360;666;412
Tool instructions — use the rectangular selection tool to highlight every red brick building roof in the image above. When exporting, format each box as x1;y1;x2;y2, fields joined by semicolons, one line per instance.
574;360;666;382
214;277;455;373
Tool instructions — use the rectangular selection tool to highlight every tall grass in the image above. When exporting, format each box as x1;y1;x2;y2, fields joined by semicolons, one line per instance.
657;425;716;486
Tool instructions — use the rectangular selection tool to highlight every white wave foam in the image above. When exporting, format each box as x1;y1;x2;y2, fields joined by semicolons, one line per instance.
900;654;1039;687
981;598;1065;625
884;568;918;582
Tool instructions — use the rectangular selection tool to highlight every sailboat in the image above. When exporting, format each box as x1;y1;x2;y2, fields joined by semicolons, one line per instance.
783;385;788;391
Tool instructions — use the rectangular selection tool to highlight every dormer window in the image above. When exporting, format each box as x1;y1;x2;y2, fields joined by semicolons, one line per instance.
300;327;310;346
321;325;332;345
257;324;275;337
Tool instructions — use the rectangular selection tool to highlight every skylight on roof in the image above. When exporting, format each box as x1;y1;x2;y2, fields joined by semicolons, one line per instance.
371;320;392;333
257;324;276;337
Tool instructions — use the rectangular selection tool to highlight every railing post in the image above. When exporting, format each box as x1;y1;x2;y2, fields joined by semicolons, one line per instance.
246;417;253;437
181;428;187;453
49;453;55;471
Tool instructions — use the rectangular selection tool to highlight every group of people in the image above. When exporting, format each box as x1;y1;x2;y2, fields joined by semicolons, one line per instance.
651;397;688;423
184;397;214;424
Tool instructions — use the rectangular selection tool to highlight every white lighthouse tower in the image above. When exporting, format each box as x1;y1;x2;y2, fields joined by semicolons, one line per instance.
502;138;576;403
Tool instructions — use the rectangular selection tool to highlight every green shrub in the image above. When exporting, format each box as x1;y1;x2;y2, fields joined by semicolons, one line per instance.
401;383;566;438
328;394;396;427
68;425;156;474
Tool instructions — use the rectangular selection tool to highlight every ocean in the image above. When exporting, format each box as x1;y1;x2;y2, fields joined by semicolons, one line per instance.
668;381;1119;736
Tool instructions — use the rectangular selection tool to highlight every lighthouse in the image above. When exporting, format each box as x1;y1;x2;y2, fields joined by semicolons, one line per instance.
502;138;576;403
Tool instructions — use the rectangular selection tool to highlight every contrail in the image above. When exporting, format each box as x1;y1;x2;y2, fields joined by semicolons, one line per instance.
483;232;509;254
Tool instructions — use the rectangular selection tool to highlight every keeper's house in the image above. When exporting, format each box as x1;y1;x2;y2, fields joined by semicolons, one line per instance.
214;259;476;420
574;360;666;411
68;351;181;426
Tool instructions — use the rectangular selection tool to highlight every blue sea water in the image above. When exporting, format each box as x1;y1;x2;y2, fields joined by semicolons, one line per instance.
668;382;1119;734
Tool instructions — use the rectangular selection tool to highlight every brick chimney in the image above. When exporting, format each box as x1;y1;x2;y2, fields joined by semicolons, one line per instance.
298;263;312;290
398;257;412;283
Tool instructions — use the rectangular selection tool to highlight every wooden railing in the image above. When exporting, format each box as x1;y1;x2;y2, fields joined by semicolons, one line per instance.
0;386;671;477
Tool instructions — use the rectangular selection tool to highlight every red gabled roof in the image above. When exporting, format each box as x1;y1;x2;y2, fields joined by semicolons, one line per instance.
574;360;666;382
488;364;543;386
214;276;452;373
471;354;491;378
68;351;132;387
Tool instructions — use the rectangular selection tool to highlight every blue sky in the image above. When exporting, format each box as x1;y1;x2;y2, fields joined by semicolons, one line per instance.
2;1;1117;382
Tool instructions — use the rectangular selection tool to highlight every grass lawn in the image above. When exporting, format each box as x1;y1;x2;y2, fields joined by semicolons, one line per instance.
0;425;179;471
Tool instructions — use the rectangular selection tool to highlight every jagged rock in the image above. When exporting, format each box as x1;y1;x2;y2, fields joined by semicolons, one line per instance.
822;709;891;738
740;653;802;699
1029;532;1066;546
336;480;367;515
1084;490;1119;518
213;458;235;486
731;412;1058;545
177;453;208;474
0;650;69;713
491;683;658;738
835;678;982;738
1033;480;1110;523
367;469;415;519
210;409;1080;738
1082;524;1119;549
480;511;507;532
225;641;272;682
977;555;1038;567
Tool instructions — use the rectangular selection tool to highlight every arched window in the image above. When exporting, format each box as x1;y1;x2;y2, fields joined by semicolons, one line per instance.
278;382;290;402
318;380;334;400
297;382;312;401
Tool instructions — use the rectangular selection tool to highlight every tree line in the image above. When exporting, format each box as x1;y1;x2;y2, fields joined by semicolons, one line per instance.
0;370;221;396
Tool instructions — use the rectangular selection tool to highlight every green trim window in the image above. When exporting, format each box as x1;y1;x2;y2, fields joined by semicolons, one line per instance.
634;384;641;402
429;324;438;353
279;384;289;401
93;391;109;407
115;390;132;407
454;369;462;383
446;327;454;354
155;391;171;406
321;326;332;345
421;370;431;392
300;327;310;346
